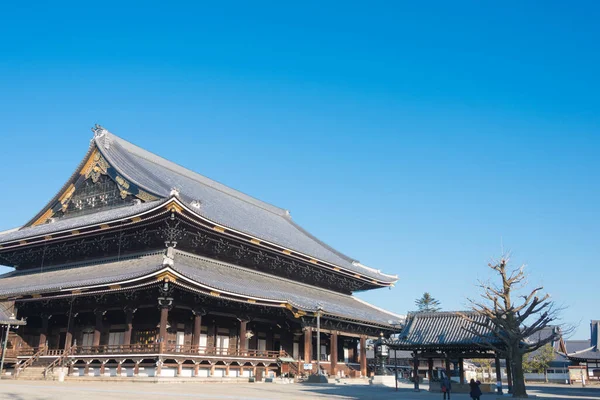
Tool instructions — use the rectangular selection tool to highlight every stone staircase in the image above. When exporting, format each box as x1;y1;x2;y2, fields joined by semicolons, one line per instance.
15;366;49;380
15;356;58;380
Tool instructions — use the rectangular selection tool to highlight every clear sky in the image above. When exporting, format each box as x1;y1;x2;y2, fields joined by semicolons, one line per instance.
0;2;598;339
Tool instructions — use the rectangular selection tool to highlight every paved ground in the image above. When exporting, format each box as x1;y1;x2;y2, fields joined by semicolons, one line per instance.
0;381;598;400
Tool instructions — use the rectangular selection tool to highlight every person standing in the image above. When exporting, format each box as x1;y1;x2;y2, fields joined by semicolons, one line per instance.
469;378;482;400
441;375;452;400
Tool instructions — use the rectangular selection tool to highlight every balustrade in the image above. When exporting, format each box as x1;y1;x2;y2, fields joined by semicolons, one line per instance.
10;344;284;359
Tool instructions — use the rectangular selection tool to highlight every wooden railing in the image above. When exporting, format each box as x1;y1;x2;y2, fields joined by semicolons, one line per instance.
15;347;47;377
13;344;286;359
44;346;74;379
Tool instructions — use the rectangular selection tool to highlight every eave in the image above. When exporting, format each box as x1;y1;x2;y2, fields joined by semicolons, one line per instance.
1;197;395;289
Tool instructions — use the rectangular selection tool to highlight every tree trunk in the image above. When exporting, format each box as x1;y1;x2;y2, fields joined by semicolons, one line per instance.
511;350;527;398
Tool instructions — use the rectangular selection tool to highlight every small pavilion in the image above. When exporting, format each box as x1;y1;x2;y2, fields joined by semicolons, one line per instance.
386;311;509;393
566;320;600;381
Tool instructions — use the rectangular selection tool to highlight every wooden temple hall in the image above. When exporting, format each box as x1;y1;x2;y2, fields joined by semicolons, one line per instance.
0;126;403;379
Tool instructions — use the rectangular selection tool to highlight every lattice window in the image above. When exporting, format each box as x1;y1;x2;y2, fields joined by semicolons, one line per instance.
58;175;134;218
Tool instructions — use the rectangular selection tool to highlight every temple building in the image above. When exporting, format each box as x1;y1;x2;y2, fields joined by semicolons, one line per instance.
0;125;402;379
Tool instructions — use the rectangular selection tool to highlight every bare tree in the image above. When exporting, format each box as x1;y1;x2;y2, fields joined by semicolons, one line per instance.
461;255;569;398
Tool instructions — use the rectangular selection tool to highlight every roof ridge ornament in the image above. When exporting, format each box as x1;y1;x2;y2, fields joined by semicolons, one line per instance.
169;187;180;198
91;124;111;149
163;246;175;267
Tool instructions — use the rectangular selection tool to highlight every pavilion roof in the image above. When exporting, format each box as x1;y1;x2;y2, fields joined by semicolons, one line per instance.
0;249;402;328
0;301;26;326
1;128;397;284
387;311;500;351
565;320;600;361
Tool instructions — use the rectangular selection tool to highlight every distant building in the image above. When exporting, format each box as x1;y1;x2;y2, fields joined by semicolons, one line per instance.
565;321;600;381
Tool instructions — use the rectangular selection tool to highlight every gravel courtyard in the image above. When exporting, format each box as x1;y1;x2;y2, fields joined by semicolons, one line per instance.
0;381;598;400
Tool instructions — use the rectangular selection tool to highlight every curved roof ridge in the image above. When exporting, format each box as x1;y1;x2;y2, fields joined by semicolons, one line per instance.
23;142;97;228
98;131;287;217
3;249;165;278
568;345;597;355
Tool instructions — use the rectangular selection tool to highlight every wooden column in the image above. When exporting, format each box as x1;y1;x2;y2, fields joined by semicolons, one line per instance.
239;320;247;355
459;357;465;384
93;310;103;347
192;312;202;351
413;352;420;391
134;361;140;376
359;335;367;377
303;327;312;362
495;356;503;394
159;306;169;353
38;314;49;349
64;313;74;350
330;332;338;375
193;363;199;377
428;358;434;380
123;308;134;346
445;355;451;380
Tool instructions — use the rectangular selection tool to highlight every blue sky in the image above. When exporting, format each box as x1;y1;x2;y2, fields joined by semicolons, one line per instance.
0;2;598;339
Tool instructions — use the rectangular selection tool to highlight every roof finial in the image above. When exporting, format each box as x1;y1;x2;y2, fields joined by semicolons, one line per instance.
91;124;107;138
169;187;180;198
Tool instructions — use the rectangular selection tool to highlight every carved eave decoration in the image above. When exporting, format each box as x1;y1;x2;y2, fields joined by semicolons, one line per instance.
0;198;392;291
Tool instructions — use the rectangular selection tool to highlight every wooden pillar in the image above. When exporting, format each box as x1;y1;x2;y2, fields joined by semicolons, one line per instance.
93;310;103;347
192;312;202;351
38;314;49;349
239;320;247;355
84;361;90;376
123;309;134;346
445;355;451;379
428;358;434;380
100;361;106;375
193;363;199;377
177;362;183;376
64;313;74;350
117;361;122;376
413;352;420;391
159;306;169;353
359;335;367;377
330;332;338;375
210;363;215;376
225;363;230;377
506;358;513;394
134;361;140;376
459;357;465;384
156;360;162;376
495;355;503;394
303;327;312;362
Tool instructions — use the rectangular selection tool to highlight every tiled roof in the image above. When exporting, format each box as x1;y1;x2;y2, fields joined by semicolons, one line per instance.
96;130;397;283
0;249;401;327
566;321;600;361
0;251;166;296
565;339;591;354
0;200;165;244
567;347;600;361
390;311;499;349
172;250;402;326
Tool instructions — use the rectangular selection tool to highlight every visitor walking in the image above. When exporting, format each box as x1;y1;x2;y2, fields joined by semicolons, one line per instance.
441;375;452;400
469;378;482;400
